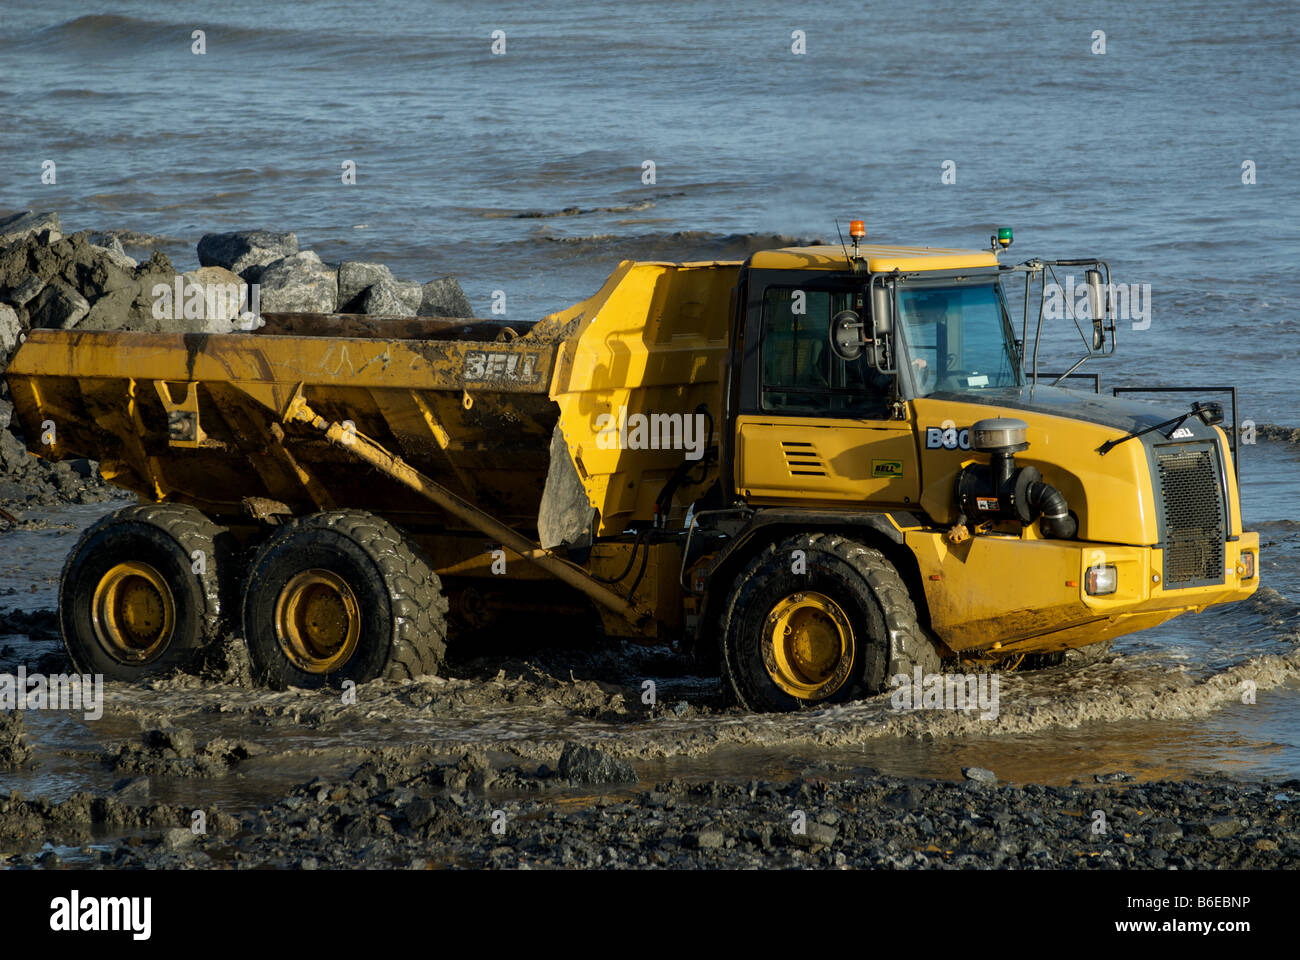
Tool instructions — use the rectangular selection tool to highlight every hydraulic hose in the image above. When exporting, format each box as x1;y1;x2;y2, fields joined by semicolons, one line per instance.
1026;479;1077;539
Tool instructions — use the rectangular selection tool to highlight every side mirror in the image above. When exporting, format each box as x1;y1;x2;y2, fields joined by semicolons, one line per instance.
829;310;864;361
1193;400;1224;426
871;284;893;337
1086;269;1106;351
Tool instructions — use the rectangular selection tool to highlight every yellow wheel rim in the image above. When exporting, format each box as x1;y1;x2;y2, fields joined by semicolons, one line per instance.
274;569;361;674
91;561;176;663
762;591;855;700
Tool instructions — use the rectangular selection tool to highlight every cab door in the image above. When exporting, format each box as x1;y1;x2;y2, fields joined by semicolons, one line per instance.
734;282;920;508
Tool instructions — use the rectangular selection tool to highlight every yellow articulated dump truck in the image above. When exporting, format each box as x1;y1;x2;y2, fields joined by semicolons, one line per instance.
4;224;1259;710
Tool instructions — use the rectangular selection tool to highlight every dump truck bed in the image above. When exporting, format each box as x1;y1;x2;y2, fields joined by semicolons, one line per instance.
5;259;737;541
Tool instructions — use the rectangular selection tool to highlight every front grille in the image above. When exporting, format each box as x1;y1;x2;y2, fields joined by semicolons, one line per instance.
1155;446;1225;586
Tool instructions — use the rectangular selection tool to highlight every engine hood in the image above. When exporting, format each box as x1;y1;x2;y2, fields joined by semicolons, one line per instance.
924;384;1224;443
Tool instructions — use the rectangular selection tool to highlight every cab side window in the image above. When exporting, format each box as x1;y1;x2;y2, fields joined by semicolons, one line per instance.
759;287;890;417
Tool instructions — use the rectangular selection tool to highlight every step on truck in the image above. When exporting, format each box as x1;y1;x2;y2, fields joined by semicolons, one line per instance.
4;223;1259;710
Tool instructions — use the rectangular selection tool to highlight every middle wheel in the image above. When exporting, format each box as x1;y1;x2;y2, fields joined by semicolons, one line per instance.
242;510;448;688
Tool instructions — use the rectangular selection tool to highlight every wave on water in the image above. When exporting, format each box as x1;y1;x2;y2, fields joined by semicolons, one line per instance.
495;193;687;220
16;14;189;51
531;230;829;262
1255;424;1300;444
10;13;299;54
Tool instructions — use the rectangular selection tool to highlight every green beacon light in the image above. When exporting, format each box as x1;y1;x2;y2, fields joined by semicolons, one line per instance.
997;226;1013;249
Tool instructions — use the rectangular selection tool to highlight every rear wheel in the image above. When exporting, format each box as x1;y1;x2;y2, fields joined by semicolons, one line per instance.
60;503;235;681
242;510;447;688
720;532;940;712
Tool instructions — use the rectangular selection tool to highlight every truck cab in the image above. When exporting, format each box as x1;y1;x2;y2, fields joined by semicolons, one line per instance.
698;237;1258;710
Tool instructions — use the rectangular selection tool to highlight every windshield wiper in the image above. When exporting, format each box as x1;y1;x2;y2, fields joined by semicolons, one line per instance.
1097;401;1224;455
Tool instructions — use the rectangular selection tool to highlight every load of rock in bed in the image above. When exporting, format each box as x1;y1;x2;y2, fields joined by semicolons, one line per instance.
0;209;474;507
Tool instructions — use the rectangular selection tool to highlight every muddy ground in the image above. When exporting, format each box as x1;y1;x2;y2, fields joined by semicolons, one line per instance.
1;600;1298;869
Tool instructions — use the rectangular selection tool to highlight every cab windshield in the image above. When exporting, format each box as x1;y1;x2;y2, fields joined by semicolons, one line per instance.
896;279;1023;397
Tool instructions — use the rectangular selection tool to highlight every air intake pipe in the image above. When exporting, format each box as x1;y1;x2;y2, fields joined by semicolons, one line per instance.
950;418;1078;541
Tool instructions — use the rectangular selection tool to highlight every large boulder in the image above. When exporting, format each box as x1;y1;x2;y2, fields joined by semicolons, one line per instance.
90;236;137;271
357;278;421;316
7;275;43;308
197;230;298;282
77;251;187;333
30;280;89;329
0;211;61;247
418;276;473;317
63;237;137;301
81;287;138;331
338;261;396;309
0;303;20;359
258;250;337;313
176;266;247;333
555;743;637;785
0;427;29;472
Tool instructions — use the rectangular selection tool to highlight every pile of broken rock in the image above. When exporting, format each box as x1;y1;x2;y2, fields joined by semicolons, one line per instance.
0;209;475;505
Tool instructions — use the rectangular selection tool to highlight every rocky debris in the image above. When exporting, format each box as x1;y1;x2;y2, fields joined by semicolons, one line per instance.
338;260;396;308
109;726;266;777
962;766;997;784
1193;817;1242;838
196;229;298;282
0;231;194;336
8;754;1290;870
29;279;89;329
0;418;118;506
1095;771;1135;784
90;236;137;271
87;229;168;252
420;276;473;317
0;213;475;354
0;304;19;357
358;277;421;316
0;711;34;768
0;787;237;864
258;250;338;313
556;742;638;785
160;827;195;851
112;777;152;803
8;275;45;309
0;609;59;647
0;210;479;505
0;211;61;246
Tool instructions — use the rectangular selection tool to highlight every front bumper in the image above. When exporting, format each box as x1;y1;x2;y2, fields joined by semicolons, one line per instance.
905;530;1260;656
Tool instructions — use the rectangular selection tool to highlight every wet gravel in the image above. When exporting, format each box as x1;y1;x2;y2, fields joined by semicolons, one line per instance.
2;745;1296;869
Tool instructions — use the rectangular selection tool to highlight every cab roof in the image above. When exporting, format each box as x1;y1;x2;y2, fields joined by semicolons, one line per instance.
748;244;999;273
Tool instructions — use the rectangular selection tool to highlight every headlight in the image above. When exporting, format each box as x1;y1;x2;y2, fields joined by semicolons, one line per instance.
1239;551;1256;580
1085;563;1118;596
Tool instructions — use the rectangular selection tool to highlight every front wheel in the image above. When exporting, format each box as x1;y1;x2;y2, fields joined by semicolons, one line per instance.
720;532;940;712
